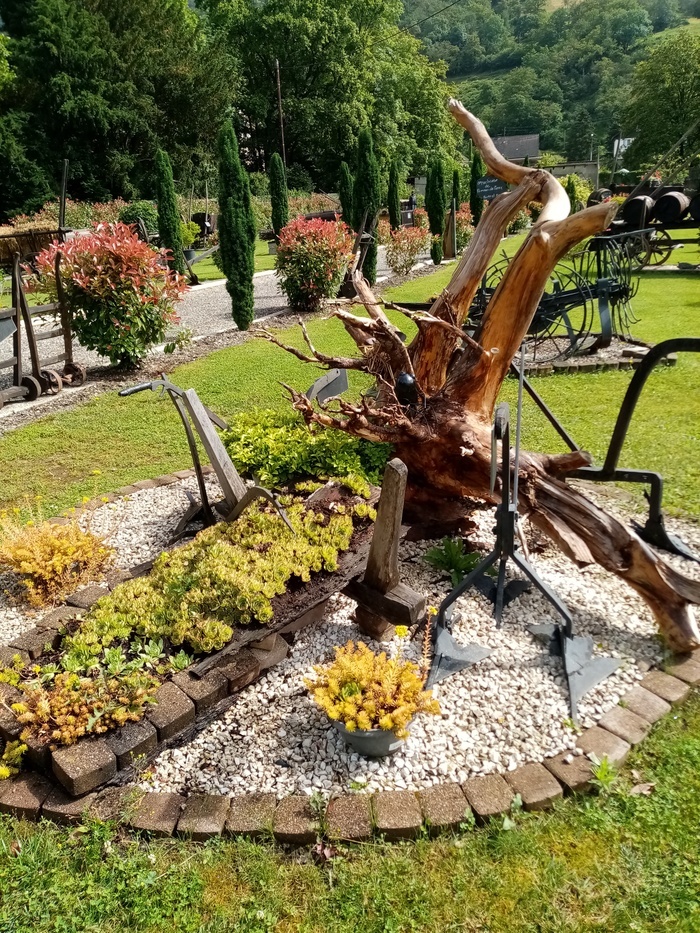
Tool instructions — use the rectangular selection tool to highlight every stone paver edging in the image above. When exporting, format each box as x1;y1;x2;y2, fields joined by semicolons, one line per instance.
0;469;698;845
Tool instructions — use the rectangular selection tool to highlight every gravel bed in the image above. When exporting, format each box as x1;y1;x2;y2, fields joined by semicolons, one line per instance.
138;503;700;799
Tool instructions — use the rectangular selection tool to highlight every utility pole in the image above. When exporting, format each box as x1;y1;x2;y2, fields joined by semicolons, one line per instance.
275;59;287;168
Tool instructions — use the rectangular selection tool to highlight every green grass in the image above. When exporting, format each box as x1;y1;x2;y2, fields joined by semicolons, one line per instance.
2;693;700;931
0;248;697;520
191;238;276;281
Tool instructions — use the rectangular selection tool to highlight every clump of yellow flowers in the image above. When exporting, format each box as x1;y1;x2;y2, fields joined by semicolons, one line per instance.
306;633;440;739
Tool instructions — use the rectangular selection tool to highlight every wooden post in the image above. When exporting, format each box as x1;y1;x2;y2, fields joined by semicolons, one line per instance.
364;458;406;593
346;458;426;641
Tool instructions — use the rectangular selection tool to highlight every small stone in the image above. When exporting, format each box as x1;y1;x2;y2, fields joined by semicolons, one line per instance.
505;763;563;812
52;739;117;796
218;649;261;693
0;683;22;742
598;706;651;746
0;646;30;668
417;782;470;834
373;791;423;840
666;655;700;686
129;791;185;837
108;720;158;770
65;585;110;611
0;773;53;819
132;479;160;490
177;794;230;841
327;794;373;841
640;671;689;705
462;775;514;824
226;793;277;839
621;685;671;723
172;670;228;714
273;796;318;845
42;789;98;825
104;569;133;589
577;726;630;767
147;682;195;741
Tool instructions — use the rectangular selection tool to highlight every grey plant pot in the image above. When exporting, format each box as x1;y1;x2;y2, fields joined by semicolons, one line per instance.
333;720;407;758
183;248;197;262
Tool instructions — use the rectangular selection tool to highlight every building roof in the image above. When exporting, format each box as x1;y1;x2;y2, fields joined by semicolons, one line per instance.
492;134;540;161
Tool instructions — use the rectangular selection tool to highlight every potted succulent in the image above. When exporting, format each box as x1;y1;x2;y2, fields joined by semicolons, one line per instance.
305;631;440;758
180;220;200;262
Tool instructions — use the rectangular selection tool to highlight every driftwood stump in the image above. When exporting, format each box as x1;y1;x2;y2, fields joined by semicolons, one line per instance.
258;101;700;654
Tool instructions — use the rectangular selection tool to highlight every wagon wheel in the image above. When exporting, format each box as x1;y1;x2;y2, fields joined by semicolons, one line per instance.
626;233;652;271
467;256;510;326
518;263;594;364
645;228;674;266
39;368;63;395
62;362;87;386
20;375;42;401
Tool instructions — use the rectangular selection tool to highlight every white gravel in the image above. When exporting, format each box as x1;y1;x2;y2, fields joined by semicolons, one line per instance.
138;504;700;798
0;476;697;793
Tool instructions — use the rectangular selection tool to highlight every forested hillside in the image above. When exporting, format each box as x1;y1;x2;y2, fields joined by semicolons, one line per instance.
402;0;700;156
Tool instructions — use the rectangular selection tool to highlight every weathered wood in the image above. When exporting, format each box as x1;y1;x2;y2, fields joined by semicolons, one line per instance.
345;579;426;627
266;101;700;654
364;458;407;593
181;389;247;506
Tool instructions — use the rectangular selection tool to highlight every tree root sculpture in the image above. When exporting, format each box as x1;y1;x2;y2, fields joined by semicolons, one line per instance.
257;100;700;653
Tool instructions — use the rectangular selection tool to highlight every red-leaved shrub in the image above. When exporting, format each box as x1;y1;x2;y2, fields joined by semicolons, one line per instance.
276;216;354;312
413;207;428;230
456;204;475;252
386;226;429;276
34;223;187;367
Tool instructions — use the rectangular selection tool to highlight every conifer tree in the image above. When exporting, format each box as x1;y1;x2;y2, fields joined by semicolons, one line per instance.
353;128;380;285
269;152;289;238
565;176;578;214
470;151;486;226
388;160;401;231
426;156;446;264
217;121;256;330
339;161;354;228
452;168;460;209
154;149;184;274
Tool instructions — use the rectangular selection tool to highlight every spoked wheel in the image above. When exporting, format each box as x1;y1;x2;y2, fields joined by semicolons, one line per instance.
39;368;63;395
626;232;652;271
62;362;87;386
518;264;594;364
645;228;674;266
467;256;509;327
20;375;42;401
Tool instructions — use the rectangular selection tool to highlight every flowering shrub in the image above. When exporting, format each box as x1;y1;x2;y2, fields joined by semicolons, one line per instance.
455;204;475;252
10;198;127;231
386;226;429;275
413;207;428;230
34;223;187;367
306;640;440;738
507;208;531;235
376;218;391;246
276;216;353;311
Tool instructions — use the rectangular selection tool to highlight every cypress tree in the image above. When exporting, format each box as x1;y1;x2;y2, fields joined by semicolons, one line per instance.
388;160;401;231
426;157;446;237
353;128;380;285
154;149;184;274
565;176;578;214
452;168;460;209
523;155;530;167
470;151;486;226
338;161;354;228
269;152;289;238
217;120;256;331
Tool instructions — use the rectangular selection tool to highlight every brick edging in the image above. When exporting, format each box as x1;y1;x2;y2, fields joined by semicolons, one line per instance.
0;665;697;844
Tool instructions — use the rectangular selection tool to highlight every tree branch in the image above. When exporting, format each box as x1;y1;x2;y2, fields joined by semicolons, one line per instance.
255;326;368;371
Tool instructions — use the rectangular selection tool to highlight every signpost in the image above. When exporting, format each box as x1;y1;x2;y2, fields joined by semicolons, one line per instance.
476;176;508;200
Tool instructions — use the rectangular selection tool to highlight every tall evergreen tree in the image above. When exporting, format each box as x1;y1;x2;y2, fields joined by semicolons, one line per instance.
388;160;401;231
353;128;381;285
426;157;446;265
338;161;354;228
217;120;256;331
154;149;184;274
565;176;578;214
470;151;486;226
269;152;289;238
452;168;460;209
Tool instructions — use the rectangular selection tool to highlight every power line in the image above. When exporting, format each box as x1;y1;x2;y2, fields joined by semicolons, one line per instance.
368;0;465;49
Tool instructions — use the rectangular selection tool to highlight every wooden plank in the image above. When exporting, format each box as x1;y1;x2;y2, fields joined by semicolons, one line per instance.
181;388;247;507
363;458;407;594
344;578;426;626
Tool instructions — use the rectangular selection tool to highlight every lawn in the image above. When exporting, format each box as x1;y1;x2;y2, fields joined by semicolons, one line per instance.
2;693;700;931
191;238;276;281
0;255;698;520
